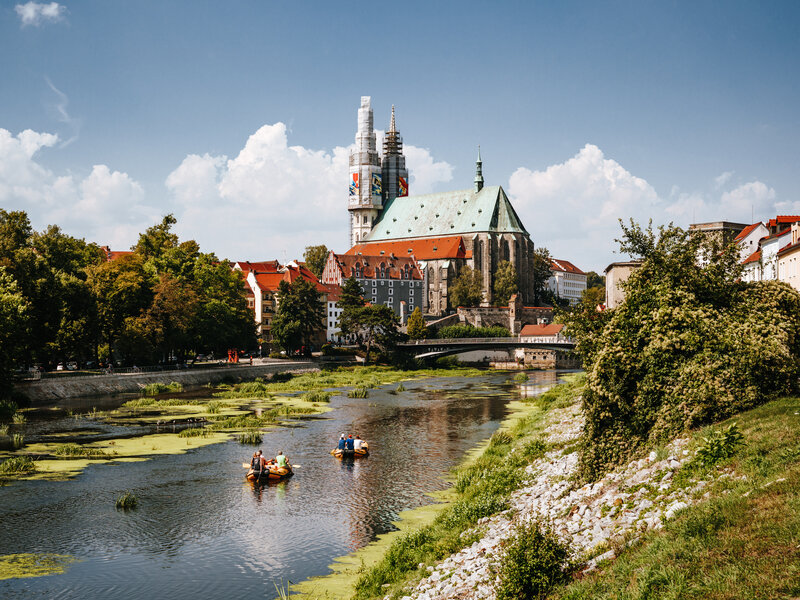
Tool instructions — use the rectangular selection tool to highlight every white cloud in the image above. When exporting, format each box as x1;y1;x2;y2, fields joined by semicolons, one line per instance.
44;77;80;147
166;122;452;260
15;2;65;26
0;128;154;247
508;144;661;270
720;181;775;216
714;170;734;189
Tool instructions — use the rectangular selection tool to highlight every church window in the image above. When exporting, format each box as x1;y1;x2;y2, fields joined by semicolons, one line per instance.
363;215;368;224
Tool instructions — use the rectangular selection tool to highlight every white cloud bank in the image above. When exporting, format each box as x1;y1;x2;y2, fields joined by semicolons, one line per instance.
15;2;65;26
0;128;153;246
165;122;453;260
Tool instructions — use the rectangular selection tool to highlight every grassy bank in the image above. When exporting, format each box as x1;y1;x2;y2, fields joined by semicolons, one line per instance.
292;373;586;600
552;395;800;599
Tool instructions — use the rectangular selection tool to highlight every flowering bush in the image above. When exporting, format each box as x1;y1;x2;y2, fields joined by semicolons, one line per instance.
563;221;800;480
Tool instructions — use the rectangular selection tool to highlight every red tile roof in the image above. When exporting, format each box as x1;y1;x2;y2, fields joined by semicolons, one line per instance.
328;253;423;281
100;246;133;261
519;323;565;337
233;260;281;273
550;259;585;275
742;249;761;265
734;222;764;242
346;236;471;260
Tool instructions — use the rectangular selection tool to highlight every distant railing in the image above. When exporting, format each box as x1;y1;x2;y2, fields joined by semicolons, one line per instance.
403;337;574;345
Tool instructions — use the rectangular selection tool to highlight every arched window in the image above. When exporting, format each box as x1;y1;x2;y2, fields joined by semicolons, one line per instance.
355;263;361;278
380;263;386;279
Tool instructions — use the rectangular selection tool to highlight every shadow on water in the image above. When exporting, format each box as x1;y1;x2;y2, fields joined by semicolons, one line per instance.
0;370;565;600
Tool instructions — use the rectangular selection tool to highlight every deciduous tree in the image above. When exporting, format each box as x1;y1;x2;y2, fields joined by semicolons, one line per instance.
303;245;329;279
450;266;483;308
406;307;428;339
493;260;519;306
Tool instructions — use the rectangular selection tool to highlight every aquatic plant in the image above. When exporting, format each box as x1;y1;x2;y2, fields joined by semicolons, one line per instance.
0;553;79;580
178;427;210;438
53;444;107;458
237;430;263;445
0;456;36;475
12;412;26;425
348;386;369;399
12;434;24;449
514;372;529;382
206;401;224;414
302;390;332;403
0;424;9;436
142;382;183;396
0;399;18;422
395;383;406;392
115;491;138;510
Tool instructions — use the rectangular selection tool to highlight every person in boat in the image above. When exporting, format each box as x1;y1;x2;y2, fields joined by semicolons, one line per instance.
275;450;288;469
337;434;346;450
345;434;355;452
354;435;364;450
250;451;263;478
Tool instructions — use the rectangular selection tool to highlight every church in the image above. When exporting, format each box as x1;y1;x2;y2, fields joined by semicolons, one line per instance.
339;96;536;317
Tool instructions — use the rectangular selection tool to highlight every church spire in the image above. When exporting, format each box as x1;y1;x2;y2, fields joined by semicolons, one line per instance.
474;145;484;192
389;105;396;133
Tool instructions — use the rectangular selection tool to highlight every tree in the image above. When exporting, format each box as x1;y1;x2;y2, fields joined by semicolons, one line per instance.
562;220;800;480
271;278;324;354
586;271;605;290
493;260;519;306
303;245;329;279
450;266;483;308
406;307;428;339
0;268;30;399
532;247;553;306
338;277;366;338
353;304;401;363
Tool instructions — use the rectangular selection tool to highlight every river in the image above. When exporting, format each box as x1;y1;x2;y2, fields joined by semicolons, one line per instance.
0;369;564;599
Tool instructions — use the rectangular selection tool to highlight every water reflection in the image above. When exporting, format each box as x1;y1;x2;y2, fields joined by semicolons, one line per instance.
0;370;566;600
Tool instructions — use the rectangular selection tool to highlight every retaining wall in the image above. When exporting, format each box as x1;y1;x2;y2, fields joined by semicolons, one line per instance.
16;361;321;405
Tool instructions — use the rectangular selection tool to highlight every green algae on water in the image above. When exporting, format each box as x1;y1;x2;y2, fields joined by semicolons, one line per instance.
0;553;79;580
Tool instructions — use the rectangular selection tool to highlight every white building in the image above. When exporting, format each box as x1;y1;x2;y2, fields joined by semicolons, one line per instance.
547;259;586;305
759;228;792;281
734;222;769;262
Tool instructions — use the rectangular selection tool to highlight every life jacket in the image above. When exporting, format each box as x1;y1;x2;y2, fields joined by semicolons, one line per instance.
251;456;262;471
276;454;287;468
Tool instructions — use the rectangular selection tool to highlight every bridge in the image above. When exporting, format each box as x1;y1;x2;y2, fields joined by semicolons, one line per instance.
397;337;576;359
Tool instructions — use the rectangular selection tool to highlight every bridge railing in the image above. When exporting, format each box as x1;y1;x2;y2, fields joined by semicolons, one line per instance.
402;337;574;345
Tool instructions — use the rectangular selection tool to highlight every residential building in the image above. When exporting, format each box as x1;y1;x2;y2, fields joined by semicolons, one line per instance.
734;222;769;262
688;221;749;245
321;250;424;320
547;259;586;305
604;260;642;309
777;224;800;292
759;228;792;281
766;215;800;235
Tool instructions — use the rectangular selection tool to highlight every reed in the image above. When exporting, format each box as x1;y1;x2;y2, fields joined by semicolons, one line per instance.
142;382;183;397
396;382;406;392
12;434;24;449
237;430;263;445
115;491;138;510
53;443;107;458
513;373;529;382
0;424;9;436
12;413;26;425
302;390;333;403
206;401;224;414
0;456;36;475
178;427;210;438
348;386;369;399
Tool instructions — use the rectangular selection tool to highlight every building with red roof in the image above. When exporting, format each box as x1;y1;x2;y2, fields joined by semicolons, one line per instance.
547;259;587;305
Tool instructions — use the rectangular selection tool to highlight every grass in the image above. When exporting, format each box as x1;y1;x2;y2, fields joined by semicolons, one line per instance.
302;390;333;403
0;424;8;436
142;382;183;396
206;400;224;414
351;374;584;599
115;491;138;510
53;443;107;458
0;456;36;475
551;395;800;600
12;413;26;425
237;430;263;445
347;387;369;399
178;427;210;438
396;383;406;392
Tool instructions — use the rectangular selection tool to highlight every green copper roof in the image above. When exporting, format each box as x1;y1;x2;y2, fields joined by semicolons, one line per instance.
364;185;528;242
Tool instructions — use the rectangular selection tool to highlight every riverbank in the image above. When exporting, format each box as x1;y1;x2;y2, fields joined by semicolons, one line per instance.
331;377;800;600
14;360;325;404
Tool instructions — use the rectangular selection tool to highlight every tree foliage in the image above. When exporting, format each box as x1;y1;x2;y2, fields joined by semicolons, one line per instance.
450;266;483;308
272;278;324;354
493;260;519;306
303;245;329;279
406;307;428;340
532;247;553;305
562;220;800;480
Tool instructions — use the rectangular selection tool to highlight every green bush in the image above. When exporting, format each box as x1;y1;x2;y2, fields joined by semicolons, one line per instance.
321;343;332;355
348;386;369;398
115;491;138;510
495;520;573;600
437;324;511;339
694;422;744;467
562;222;800;480
0;456;36;475
514;372;530;382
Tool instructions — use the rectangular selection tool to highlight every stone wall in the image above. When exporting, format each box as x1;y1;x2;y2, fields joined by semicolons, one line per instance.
16;361;321;405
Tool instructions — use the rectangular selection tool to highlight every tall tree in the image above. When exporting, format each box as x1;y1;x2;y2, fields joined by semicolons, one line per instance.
354;304;401;363
450;266;483;308
493;260;519;306
0;268;30;399
272;278;324;354
532;247;553;305
585;270;605;290
303;245;329;279
406;307;428;340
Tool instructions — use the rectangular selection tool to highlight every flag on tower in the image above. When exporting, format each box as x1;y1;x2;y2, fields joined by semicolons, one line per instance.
349;173;359;196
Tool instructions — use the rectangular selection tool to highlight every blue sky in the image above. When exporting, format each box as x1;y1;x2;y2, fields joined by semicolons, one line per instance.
1;0;799;272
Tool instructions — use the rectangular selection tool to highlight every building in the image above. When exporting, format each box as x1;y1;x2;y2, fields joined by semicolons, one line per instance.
604;260;642;309
547;259;586;305
513;323;579;369
688;221;749;245
766;215;800;235
321;250;424;320
759;228;792;281
234;260;333;351
777;224;800;292
734;222;769;262
344;97;537;316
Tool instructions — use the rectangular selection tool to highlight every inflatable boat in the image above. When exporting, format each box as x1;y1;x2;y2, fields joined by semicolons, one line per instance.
245;464;293;482
330;442;369;458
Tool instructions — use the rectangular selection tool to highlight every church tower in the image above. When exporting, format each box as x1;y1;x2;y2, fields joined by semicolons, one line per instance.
348;96;383;247
381;105;409;204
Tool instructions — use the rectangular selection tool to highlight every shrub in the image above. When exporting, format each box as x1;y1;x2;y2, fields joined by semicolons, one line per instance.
435;492;508;530
0;456;36;475
348;386;369;399
694;422;744;467
495;520;573;600
321;343;332;355
115;491;138;510
237;430;263;445
437;324;511;339
268;352;285;359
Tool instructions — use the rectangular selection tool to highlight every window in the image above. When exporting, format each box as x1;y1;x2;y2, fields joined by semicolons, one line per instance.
372;280;376;287
389;288;393;295
388;298;393;306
